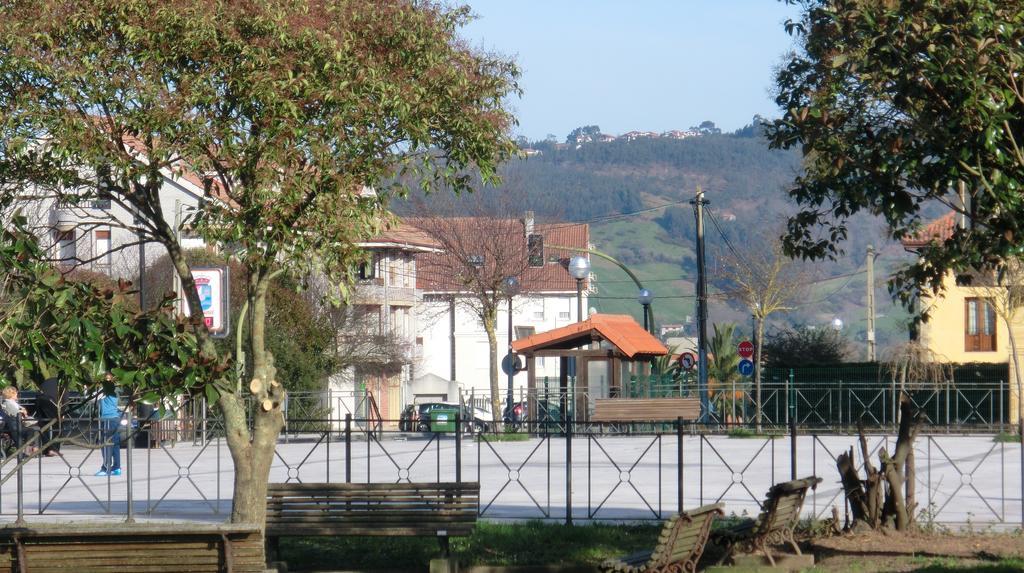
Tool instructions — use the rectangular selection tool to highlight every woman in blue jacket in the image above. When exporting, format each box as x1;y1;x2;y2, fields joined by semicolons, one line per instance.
97;387;121;477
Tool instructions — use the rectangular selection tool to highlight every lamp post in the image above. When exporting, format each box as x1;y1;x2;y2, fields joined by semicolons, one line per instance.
502;276;521;413
831;317;844;331
567;256;591;322
638;288;654;333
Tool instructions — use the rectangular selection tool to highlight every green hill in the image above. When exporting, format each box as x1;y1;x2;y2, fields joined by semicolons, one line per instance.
396;126;913;355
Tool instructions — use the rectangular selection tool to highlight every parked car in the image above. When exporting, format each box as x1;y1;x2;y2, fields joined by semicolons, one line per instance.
399;402;493;432
502;400;562;429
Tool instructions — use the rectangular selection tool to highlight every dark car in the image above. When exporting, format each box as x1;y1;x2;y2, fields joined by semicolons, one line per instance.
502;400;562;429
399;403;493;432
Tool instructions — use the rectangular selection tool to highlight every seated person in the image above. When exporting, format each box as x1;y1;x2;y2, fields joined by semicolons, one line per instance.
1;386;39;452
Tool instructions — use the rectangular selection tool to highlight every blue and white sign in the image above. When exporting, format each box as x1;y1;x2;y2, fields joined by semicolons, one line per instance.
737;359;754;377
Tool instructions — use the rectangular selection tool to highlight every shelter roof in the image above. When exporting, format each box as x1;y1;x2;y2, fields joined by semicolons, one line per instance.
511;313;667;359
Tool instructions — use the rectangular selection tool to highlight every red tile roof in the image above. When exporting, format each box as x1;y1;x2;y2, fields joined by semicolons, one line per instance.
362;220;441;251
412;217;589;293
902;212;956;249
511;314;668;359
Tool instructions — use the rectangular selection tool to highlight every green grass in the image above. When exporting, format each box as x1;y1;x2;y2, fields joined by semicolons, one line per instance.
479;431;531;442
907;557;1024;572
278;521;662;570
993;431;1021;443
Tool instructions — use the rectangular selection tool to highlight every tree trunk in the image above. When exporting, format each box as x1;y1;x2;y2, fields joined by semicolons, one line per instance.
837;397;919;532
229;269;286;526
1005;322;1023;433
483;312;502;427
754;315;764;432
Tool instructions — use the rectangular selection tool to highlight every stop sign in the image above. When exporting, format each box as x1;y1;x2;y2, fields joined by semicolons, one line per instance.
737;340;754;359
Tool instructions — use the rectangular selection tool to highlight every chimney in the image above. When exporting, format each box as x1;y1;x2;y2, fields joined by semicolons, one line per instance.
524;210;534;237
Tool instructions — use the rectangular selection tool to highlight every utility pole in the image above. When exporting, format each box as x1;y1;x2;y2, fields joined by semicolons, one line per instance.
866;244;876;362
691;188;710;422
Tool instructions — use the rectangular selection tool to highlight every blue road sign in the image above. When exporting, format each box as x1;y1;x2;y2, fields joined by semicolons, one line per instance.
738;359;754;377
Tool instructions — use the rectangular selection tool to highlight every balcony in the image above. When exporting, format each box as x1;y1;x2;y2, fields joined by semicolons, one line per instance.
50;199;113;229
353;285;419;305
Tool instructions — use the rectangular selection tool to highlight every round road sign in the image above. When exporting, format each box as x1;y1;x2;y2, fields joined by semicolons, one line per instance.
679;352;696;371
738;340;754;359
738;359;754;377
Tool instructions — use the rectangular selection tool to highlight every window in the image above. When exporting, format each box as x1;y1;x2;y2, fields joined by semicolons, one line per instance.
965;297;997;352
467;254;485;268
55;230;76;264
514;326;535;340
357;257;376;280
94;229;111;267
558;311;571;320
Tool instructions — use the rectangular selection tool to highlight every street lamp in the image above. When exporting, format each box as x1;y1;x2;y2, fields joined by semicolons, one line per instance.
637;288;654;333
567;255;591;322
831;317;844;331
502;276;521;413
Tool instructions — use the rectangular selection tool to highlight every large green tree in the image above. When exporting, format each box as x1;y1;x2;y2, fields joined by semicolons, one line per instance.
767;0;1024;305
0;217;216;407
0;0;518;525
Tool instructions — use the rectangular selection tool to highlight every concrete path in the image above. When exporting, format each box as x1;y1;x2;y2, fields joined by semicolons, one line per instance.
0;433;1018;529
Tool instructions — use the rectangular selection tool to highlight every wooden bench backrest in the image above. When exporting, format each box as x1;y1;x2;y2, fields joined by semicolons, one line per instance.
0;525;264;573
266;481;480;537
648;503;724;570
752;476;821;537
591;398;701;422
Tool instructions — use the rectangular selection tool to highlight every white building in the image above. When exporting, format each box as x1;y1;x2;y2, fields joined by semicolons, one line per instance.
325;223;441;425
13;145;212;298
414;215;590;406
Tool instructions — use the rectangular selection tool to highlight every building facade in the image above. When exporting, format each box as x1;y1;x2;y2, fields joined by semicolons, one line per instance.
414;215;590;409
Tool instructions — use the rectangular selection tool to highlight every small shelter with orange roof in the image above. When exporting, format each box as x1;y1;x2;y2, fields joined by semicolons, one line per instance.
511;313;668;421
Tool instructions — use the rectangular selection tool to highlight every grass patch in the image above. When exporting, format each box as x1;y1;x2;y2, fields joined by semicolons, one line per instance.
278;520;661;571
480;432;532;442
727;427;785;439
993;432;1021;443
910;557;1024;572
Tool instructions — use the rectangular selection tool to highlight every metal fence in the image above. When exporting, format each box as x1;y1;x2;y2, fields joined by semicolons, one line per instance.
460;378;1011;432
0;413;1020;530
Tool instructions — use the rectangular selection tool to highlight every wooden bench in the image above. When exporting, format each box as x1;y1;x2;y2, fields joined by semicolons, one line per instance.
713;476;822;566
265;481;479;557
0;523;264;573
591;398;701;422
601;503;723;573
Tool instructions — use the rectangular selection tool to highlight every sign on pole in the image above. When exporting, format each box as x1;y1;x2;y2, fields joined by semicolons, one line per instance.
679;352;696;371
180;266;230;338
737;359;754;377
737;340;754;359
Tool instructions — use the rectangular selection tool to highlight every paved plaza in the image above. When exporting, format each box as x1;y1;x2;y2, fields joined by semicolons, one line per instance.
0;433;1019;529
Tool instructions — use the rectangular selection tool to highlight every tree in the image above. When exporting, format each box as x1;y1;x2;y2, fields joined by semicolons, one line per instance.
762;325;850;367
692;121;721;135
411;194;534;424
767;1;1024;308
706;323;744;423
0;0;518;526
566;125;602;144
716;231;807;429
0;217;216;406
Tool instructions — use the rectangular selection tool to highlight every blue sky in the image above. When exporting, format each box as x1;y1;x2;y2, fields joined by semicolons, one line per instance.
462;1;801;141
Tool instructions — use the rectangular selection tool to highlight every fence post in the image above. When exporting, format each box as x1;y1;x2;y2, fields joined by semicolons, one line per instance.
789;370;797;480
455;414;462;483
565;415;573;526
1000;382;1005;433
344;414;352;483
125;405;134;523
677;417;684;514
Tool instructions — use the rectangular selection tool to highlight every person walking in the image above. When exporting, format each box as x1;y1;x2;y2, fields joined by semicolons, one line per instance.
96;385;122;477
36;377;61;457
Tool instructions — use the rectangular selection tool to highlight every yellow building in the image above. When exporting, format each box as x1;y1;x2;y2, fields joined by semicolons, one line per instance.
903;213;1020;422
